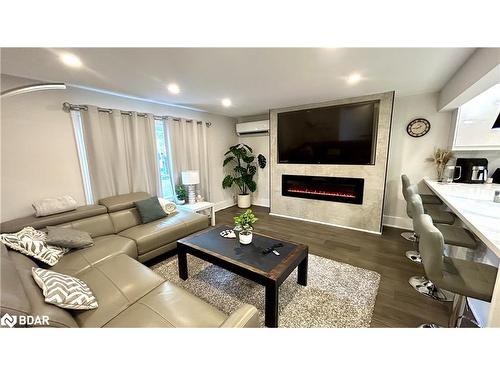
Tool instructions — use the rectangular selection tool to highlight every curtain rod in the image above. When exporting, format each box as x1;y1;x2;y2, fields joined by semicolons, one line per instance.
62;102;212;127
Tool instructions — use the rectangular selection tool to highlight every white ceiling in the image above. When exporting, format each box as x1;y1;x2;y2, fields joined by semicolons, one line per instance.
1;48;474;117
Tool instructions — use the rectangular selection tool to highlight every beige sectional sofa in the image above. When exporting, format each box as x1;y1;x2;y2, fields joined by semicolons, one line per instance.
1;192;259;328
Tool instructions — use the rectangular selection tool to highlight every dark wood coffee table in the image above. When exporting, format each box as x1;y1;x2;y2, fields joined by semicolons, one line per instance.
177;225;308;327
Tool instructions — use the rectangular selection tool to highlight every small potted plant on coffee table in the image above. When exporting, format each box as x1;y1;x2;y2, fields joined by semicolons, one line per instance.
175;185;187;205
234;209;258;245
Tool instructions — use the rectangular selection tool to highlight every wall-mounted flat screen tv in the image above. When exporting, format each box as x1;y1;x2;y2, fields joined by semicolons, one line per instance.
277;101;379;165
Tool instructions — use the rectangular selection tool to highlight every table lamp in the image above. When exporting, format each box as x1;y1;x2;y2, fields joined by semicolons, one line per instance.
181;170;200;204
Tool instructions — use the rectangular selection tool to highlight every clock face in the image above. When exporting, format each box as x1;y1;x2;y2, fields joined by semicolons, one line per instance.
407;118;431;137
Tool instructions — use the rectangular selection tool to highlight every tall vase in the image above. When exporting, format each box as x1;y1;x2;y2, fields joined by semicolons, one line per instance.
436;164;445;182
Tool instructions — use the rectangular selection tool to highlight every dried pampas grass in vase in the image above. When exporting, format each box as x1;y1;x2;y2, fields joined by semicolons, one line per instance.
426;148;454;182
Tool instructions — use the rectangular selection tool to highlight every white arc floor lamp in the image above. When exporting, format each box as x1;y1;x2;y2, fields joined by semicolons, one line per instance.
1;83;67;98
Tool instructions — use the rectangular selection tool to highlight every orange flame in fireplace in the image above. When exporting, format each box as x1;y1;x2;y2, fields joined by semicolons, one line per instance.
287;187;356;198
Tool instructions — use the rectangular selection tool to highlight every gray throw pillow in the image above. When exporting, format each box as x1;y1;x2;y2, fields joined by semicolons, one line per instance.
134;196;167;224
46;226;94;249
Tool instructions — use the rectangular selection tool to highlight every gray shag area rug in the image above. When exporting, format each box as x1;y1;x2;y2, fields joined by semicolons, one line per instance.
151;254;380;328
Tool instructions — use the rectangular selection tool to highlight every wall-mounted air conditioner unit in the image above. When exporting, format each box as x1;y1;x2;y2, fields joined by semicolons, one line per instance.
236;120;269;136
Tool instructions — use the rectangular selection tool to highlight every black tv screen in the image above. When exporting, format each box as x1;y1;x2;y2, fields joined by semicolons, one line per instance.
277;101;379;165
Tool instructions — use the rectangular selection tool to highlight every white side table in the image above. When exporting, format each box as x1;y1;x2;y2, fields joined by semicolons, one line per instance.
178;201;216;226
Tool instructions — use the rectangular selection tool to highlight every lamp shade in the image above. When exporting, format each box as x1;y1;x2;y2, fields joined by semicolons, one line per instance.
181;170;200;185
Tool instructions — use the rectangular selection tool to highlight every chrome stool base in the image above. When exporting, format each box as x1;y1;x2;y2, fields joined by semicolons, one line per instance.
401;232;417;242
408;276;454;302
418;323;442;328
405;250;422;263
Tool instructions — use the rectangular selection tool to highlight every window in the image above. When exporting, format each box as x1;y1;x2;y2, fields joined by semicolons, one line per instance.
154;120;175;199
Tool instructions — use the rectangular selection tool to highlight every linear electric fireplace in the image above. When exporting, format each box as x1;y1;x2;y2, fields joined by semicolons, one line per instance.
282;175;364;205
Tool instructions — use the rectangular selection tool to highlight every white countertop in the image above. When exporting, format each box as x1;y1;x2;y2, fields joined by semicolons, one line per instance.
424;178;500;257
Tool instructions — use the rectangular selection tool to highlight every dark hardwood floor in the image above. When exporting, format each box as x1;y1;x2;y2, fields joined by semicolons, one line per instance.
216;205;451;327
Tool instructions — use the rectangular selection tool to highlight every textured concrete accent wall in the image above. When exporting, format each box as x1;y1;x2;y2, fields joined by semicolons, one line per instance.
269;92;394;233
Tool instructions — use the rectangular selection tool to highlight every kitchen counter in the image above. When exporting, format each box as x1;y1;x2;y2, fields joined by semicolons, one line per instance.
424;178;500;327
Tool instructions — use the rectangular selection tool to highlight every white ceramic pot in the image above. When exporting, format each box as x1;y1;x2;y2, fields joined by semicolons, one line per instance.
239;231;253;245
237;194;251;208
177;199;185;205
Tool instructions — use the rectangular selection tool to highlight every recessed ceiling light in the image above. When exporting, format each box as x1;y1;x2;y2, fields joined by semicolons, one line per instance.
167;83;180;94
347;73;362;84
463;120;474;124
60;53;82;68
221;98;232;107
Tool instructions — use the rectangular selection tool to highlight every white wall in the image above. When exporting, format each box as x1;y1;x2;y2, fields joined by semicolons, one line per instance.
237;114;270;207
0;74;237;221
384;92;453;229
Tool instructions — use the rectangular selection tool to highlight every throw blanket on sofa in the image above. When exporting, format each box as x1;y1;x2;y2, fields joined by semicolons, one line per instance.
158;198;177;215
32;195;77;217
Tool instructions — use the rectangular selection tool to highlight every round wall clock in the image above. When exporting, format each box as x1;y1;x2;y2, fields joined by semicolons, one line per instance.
407;118;431;137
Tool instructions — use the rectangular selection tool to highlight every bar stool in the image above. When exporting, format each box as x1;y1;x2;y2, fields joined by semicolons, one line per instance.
402;185;455;262
413;214;498;327
405;193;477;263
401;175;442;205
400;175;444;242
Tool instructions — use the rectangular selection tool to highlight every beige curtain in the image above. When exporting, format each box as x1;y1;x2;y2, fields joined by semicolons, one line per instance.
80;105;159;201
164;118;210;200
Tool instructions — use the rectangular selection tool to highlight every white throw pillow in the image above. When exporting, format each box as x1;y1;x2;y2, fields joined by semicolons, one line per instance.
0;227;68;266
32;267;98;310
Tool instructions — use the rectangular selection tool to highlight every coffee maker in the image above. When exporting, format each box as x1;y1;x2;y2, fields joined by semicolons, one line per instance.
454;158;488;183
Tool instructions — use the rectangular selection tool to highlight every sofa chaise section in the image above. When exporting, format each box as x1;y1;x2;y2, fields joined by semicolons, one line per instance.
99;193;208;262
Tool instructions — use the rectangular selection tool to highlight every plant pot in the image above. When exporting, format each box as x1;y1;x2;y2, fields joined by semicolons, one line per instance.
237;194;251;208
177;199;185;205
239;231;253;245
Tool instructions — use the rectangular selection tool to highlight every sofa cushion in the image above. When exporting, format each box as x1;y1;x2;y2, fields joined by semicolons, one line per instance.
99;192;151;213
32;268;98;310
1;244;31;321
50;235;137;276
119;211;208;255
103;281;227;328
109;208;142;233
134;196;167;224
0;227;68;266
72;254;164;327
58;214;116;238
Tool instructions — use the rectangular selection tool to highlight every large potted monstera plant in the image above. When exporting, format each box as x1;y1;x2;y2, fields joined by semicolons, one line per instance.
222;144;266;208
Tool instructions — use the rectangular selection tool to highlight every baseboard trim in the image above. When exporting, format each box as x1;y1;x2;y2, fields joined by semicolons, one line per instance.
214;199;236;212
251;198;270;208
269;212;382;235
382;215;413;230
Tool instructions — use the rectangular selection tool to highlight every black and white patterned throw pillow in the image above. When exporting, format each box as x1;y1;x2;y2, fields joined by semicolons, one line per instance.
0;227;68;266
32;268;98;310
